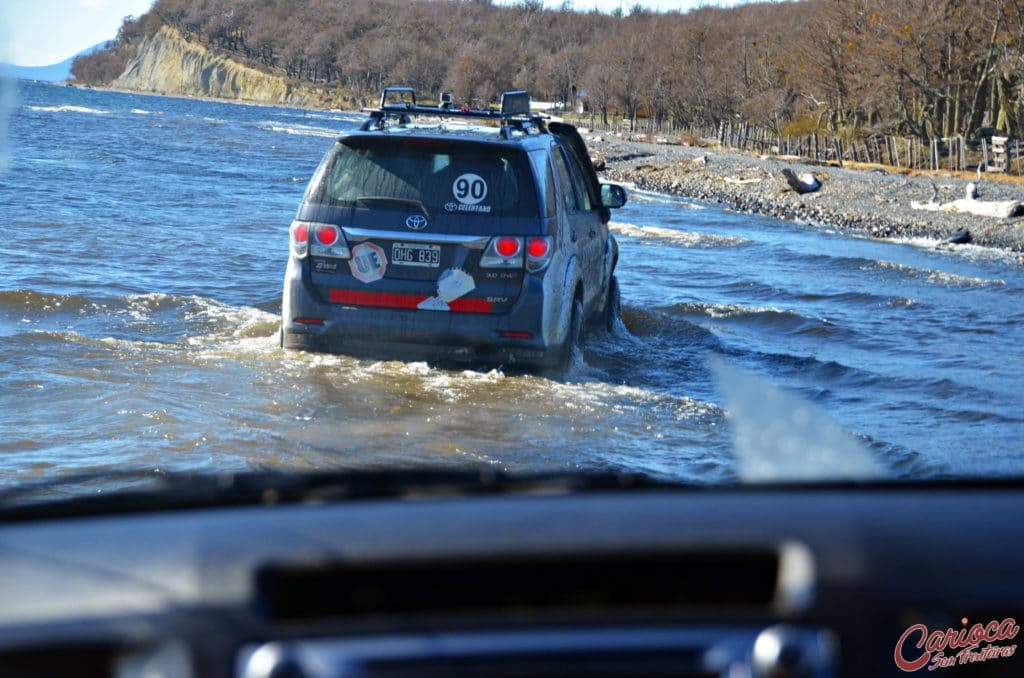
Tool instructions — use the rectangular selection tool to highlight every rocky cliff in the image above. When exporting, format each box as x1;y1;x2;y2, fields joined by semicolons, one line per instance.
113;26;319;105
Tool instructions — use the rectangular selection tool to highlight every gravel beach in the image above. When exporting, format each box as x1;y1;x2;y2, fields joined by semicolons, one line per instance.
587;133;1024;254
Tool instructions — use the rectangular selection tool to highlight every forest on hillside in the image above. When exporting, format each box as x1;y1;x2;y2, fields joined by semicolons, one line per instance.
72;0;1024;141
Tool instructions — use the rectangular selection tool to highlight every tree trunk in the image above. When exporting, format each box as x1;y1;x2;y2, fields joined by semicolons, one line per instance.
965;8;1002;136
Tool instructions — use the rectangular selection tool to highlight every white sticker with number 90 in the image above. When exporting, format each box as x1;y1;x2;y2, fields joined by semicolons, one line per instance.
452;173;488;205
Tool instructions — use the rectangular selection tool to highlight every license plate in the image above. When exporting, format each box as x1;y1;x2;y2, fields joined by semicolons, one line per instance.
392;243;440;268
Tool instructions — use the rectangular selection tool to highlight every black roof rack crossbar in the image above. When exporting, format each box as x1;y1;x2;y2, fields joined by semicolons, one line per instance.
360;88;548;134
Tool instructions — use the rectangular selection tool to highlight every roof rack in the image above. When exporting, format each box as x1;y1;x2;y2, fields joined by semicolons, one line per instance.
360;87;548;137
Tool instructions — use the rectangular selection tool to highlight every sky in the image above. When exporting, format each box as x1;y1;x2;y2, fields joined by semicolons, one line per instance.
2;0;156;66
1;0;748;67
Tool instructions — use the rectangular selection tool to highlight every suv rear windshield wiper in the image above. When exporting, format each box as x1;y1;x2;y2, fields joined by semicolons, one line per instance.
354;196;431;218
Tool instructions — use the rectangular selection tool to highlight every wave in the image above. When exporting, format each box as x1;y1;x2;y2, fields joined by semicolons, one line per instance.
668;301;804;324
272;110;364;125
624;188;705;208
789;289;917;308
332;357;723;435
869;260;1005;287
0;289;203;319
618;305;718;343
0;289;95;313
774;246;1007;288
774;249;879;270
26;105;107;115
792;289;893;304
894;236;1024;265
712;281;912;308
4;328;171;350
0;288;278;343
662;301;861;343
610;222;748;248
725;349;868;390
255;121;340;138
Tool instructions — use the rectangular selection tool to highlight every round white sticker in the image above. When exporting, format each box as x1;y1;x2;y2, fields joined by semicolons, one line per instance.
452;173;488;205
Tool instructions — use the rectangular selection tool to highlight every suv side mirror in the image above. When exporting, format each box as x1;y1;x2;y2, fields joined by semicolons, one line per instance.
601;183;627;209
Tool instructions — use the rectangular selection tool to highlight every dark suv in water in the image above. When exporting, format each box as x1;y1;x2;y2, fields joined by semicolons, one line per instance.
281;88;626;368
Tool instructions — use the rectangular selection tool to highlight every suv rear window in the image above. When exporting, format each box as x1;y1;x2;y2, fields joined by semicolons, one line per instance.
305;137;539;219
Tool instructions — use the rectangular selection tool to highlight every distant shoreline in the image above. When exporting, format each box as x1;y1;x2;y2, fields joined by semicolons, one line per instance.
64;81;349;114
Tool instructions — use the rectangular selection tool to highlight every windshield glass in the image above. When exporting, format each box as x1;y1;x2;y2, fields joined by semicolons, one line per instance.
305;137;539;220
2;9;1024;506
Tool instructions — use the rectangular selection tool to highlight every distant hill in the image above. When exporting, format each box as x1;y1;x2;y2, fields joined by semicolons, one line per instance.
1;42;109;82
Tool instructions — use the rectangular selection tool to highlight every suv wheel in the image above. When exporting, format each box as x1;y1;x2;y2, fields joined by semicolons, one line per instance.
552;298;583;372
601;275;621;331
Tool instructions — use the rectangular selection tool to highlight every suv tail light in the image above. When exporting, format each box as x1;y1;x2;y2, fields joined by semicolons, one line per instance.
525;236;552;272
290;221;309;258
495;237;521;257
294;221;350;259
314;224;339;246
311;224;350;258
481;236;524;268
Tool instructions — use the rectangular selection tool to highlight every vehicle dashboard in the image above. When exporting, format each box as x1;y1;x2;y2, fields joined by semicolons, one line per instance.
0;482;1021;677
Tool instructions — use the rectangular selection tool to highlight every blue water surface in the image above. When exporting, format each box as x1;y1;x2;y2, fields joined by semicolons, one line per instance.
1;80;1022;488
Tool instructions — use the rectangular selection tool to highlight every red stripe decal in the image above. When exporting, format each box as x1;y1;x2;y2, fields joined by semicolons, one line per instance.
330;289;493;313
329;289;426;309
448;298;493;313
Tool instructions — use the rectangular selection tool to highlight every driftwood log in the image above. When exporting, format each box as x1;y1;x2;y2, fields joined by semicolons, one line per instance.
910;199;1024;218
911;181;1024;218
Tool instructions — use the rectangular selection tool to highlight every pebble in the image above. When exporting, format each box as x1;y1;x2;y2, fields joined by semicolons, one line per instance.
595;138;1024;253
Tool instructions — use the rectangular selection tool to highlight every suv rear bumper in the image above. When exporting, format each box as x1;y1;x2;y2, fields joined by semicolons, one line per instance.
282;264;559;368
284;329;549;367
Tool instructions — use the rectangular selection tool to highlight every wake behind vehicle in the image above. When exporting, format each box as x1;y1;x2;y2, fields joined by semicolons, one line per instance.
281;88;626;368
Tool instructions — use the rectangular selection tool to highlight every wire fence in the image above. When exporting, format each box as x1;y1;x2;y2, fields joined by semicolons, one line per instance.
570;116;1022;176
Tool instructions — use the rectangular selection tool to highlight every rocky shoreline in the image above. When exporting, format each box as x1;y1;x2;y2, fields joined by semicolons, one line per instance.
587;134;1024;254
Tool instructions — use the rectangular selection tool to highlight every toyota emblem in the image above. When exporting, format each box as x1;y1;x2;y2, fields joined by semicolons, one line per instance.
405;214;428;230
